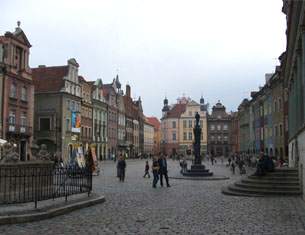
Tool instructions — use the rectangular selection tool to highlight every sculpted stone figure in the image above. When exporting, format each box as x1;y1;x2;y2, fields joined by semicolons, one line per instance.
37;144;51;161
1;142;19;163
195;112;200;127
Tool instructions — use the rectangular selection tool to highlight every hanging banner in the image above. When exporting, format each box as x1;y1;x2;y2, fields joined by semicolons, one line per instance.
71;110;81;133
90;147;98;173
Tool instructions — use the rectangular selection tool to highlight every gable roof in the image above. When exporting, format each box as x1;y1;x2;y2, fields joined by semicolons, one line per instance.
147;117;161;130
32;66;68;92
164;104;186;119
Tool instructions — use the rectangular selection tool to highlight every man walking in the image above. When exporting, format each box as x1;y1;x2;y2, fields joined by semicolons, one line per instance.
118;156;126;182
158;153;171;187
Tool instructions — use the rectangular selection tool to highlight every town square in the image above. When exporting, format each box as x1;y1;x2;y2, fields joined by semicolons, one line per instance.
1;0;305;234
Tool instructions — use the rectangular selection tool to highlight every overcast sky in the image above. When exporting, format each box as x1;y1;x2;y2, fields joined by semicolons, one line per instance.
1;0;286;118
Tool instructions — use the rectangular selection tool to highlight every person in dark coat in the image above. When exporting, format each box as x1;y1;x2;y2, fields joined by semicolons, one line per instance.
118;157;126;182
157;153;170;187
152;156;160;188
143;161;150;178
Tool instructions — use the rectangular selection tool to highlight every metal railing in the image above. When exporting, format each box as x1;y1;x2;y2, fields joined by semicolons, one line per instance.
0;165;92;208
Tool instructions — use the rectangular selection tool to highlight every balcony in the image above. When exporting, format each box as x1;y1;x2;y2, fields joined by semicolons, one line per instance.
6;124;33;136
35;129;56;141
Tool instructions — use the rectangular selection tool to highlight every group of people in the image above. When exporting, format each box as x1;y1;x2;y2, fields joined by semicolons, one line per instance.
151;153;171;188
179;159;188;173
252;152;275;176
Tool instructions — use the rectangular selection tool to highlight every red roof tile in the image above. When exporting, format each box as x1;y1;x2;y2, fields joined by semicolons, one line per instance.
32;66;68;92
78;76;86;82
147;117;161;130
166;104;186;118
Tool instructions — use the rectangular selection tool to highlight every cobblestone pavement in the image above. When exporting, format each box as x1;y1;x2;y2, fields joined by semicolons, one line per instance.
1;159;305;235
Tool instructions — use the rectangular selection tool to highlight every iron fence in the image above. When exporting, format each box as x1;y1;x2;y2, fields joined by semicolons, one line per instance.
0;164;92;208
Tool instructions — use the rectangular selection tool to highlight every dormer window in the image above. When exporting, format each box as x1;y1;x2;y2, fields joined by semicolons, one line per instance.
21;87;27;101
10;83;16;98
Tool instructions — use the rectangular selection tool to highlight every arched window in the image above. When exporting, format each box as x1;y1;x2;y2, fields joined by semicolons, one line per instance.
10;83;16;98
21;87;27;101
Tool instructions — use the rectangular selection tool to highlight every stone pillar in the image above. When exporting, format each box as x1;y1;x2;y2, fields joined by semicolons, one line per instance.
296;50;303;128
301;26;305;122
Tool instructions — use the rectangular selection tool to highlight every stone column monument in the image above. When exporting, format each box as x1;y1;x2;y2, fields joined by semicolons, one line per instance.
183;112;213;177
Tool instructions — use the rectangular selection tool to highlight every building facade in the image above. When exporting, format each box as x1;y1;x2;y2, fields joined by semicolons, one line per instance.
1;24;35;160
143;115;154;155
207;102;232;157
89;79;108;160
147;117;161;155
282;0;305;198
179;100;207;156
33;59;82;162
79;76;93;153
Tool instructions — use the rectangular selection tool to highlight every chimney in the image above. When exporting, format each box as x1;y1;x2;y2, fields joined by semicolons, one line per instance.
38;65;46;68
126;84;131;98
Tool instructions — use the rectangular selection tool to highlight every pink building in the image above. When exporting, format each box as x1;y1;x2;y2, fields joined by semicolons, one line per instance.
0;23;34;160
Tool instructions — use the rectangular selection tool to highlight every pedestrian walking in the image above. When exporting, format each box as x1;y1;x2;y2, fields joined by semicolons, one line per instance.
158;153;171;187
221;155;224;165
228;157;232;166
118;157;126;182
152;156;160;188
143;161;150;178
231;160;236;175
211;156;214;165
116;158;121;177
183;159;188;173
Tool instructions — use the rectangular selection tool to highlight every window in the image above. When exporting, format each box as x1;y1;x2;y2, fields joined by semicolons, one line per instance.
189;132;192;140
217;125;221;131
269;126;273;137
217;115;221;119
39;117;50;130
211;125;215;131
10;83;16;98
200;120;203;128
224;134;228;142
72;101;75;110
189;111;192;116
211;134;215;141
269;104;272;114
66;99;70;109
278;98;282;110
217;134;221;142
9;110;16;124
172;121;176;128
223;124;228;130
183;132;187;140
279;124;283;136
66;119;70;131
21;87;27;101
200;133;203;140
21;112;26;126
275;125;278;137
274;101;277;113
172;133;176;140
189;120;192;128
76;103;80;112
183;120;187;128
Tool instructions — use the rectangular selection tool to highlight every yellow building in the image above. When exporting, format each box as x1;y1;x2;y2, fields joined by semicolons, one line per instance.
178;100;208;156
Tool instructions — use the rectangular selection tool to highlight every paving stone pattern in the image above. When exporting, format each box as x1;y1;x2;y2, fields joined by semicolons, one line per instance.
0;159;305;235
